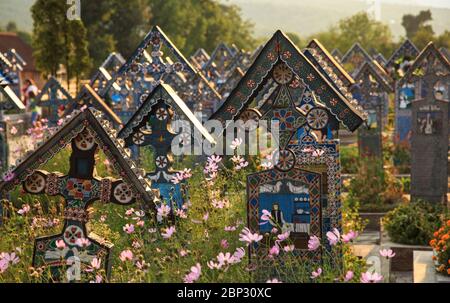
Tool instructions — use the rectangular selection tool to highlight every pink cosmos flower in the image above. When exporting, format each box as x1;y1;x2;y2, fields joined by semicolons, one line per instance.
311;268;322;279
17;204;31;215
157;204;171;218
277;231;290;242
266;278;282;283
342;231;358;243
224;226;237;232
344;270;354;282
217;252;232;265
3;171;15;182
202;212;209;222
360;271;383;283
123;223;135;234
55;240;66;250
89;275;103;283
239;227;263;245
119;250;133;262
220;239;229;249
271;227;278;234
0;259;9;273
57;119;64;126
76;238;91;248
208;155;222;164
211;199;229;209
10;126;18;135
86;258;102;272
207;260;222;270
326;228;341;246
379;249;396;259
183;263;201;283
283;245;295;252
182;168;192;179
230;138;243;150
0;252;19;264
161;226;176;239
231;247;245;263
235;160;249;171
175;209;187;218
125;208;135;216
269;244;280;257
171;172;184;185
179;249;189;257
132;240;141;249
308;235;321;251
135;260;148;271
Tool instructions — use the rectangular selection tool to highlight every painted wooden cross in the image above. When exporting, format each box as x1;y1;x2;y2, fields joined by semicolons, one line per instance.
101;26;198;124
119;83;214;212
354;61;393;158
0;108;154;280
210;31;366;278
36;77;73;125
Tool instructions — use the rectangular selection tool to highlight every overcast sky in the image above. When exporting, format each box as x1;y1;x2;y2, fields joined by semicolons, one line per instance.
382;0;450;8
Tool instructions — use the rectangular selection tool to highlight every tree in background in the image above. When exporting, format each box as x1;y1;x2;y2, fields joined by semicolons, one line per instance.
68;21;91;90
110;0;150;58
31;0;91;91
401;10;432;39
286;32;304;49
31;0;67;77
81;0;150;73
401;10;449;51
306;12;395;58
80;0;116;72
147;0;256;55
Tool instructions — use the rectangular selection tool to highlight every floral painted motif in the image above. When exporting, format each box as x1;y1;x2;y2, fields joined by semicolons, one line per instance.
66;179;94;200
274;110;296;131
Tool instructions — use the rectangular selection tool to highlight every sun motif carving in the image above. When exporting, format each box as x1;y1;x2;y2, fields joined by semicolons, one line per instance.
24;173;46;194
75;129;96;151
113;183;134;204
306;108;329;130
132;131;145;145
273;64;293;85
156;108;168;121
155;155;168;168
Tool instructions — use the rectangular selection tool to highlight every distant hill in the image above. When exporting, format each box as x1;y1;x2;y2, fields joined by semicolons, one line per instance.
1;0;449;41
223;0;450;39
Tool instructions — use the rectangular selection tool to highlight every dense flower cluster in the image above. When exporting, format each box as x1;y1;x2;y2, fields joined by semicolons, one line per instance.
430;220;450;276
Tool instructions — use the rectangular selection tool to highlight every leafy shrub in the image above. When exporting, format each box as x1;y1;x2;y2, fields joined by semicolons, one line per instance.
384;201;445;245
430;218;450;276
392;144;411;174
346;158;404;212
342;199;367;235
400;177;410;194
340;145;359;174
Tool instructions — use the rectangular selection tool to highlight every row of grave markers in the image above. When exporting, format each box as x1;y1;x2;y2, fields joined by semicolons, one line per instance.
0;26;449;280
